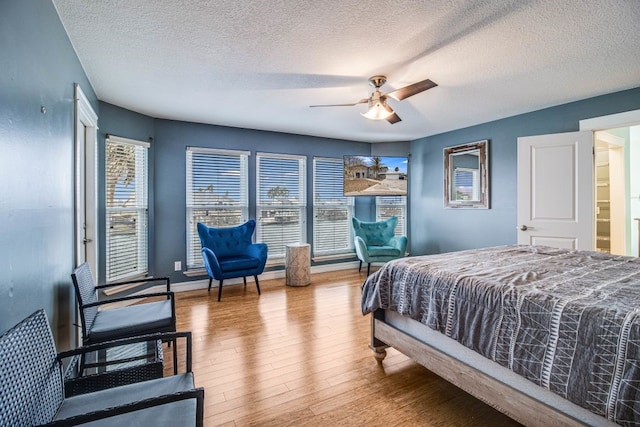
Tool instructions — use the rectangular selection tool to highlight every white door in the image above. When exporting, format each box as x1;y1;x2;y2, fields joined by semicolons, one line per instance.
76;119;87;264
74;84;98;347
74;84;98;275
517;131;593;250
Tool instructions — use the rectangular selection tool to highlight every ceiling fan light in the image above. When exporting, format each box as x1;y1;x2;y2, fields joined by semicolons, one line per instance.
361;101;394;120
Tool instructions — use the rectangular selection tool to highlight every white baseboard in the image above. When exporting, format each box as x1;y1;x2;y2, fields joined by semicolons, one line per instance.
101;260;362;308
171;260;361;293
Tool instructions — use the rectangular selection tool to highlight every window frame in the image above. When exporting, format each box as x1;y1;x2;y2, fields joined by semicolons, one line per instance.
312;156;354;259
185;146;250;270
454;167;480;201
105;135;150;283
376;195;407;237
256;152;307;263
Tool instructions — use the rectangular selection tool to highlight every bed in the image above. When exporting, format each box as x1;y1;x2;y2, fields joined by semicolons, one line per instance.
361;245;640;427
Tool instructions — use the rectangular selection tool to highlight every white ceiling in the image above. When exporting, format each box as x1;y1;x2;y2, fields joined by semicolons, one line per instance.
52;0;640;143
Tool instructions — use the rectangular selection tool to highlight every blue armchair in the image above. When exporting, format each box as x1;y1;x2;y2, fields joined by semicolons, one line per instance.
352;216;407;275
197;220;268;301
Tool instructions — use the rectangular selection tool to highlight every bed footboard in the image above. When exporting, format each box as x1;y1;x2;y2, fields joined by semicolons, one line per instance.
370;309;618;427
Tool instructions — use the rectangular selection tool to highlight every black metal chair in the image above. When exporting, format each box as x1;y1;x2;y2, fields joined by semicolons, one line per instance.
0;309;204;426
71;262;178;371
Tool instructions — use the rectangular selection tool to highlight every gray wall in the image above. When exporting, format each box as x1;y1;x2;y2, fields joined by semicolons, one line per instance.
0;1;98;346
410;87;640;256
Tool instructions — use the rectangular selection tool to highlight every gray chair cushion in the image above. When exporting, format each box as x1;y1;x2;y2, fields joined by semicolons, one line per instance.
70;400;197;426
66;399;196;427
89;300;173;342
55;373;196;422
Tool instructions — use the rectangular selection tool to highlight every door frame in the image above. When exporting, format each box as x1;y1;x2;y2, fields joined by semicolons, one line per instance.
580;109;640;131
582;109;640;255
595;132;626;254
74;83;98;276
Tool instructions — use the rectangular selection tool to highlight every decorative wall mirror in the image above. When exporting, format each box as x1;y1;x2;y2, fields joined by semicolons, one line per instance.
444;140;489;209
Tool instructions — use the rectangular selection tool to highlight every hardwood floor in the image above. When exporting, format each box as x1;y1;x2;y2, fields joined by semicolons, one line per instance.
169;269;522;426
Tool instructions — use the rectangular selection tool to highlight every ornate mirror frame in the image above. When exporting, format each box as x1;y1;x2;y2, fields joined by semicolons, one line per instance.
444;140;489;209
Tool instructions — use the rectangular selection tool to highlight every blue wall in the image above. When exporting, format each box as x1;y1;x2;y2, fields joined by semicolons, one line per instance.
0;1;98;346
410;87;640;256
3;0;640;346
96;112;413;284
95;113;416;284
152;120;371;283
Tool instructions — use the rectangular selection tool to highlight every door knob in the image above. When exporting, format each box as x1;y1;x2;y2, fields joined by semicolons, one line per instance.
519;225;531;231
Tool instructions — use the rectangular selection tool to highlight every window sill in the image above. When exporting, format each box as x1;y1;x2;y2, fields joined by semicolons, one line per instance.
312;253;356;263
183;269;207;278
103;273;152;296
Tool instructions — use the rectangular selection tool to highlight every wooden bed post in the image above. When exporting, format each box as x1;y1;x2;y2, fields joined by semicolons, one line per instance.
370;309;388;362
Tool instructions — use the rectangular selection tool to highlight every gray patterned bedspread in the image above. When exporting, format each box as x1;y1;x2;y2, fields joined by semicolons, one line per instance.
361;245;640;425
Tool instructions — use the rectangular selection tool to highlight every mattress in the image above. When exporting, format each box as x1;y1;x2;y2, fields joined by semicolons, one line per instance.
361;245;640;425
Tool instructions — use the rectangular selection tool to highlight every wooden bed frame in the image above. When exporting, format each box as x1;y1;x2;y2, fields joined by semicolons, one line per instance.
370;309;619;427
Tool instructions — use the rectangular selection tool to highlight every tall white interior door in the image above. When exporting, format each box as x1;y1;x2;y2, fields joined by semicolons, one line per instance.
74;84;98;346
74;84;98;275
517;131;593;250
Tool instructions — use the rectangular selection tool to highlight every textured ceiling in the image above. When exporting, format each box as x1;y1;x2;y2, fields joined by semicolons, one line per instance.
52;0;640;143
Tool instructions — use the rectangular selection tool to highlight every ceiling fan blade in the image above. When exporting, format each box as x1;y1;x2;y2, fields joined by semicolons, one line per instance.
386;112;402;124
309;98;368;108
386;79;437;101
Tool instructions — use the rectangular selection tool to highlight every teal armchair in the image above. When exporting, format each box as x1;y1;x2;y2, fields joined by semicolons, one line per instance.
352;216;407;275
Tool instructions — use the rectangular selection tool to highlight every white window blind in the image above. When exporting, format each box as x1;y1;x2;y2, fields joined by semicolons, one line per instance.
454;168;479;201
313;157;354;257
256;153;306;261
376;195;407;237
186;147;249;269
105;135;149;282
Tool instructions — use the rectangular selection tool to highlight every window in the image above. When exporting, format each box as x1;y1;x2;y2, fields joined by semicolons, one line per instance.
376;196;407;237
256;153;306;261
313;157;354;257
105;135;149;282
186;147;249;269
454;168;480;201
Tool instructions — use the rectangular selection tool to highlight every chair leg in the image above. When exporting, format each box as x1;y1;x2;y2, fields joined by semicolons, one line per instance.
218;279;223;302
254;275;261;295
367;263;371;276
358;260;362;272
207;277;212;292
243;277;247;287
173;338;178;375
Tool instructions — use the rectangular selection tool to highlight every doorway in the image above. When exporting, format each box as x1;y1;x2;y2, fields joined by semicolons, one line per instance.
594;132;624;254
73;83;98;347
581;111;640;256
74;83;98;274
594;126;640;256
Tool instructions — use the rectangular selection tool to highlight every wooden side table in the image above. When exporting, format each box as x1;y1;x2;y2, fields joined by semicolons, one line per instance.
286;243;311;286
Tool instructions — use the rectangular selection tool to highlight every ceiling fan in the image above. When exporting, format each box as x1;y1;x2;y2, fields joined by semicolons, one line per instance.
310;75;437;124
